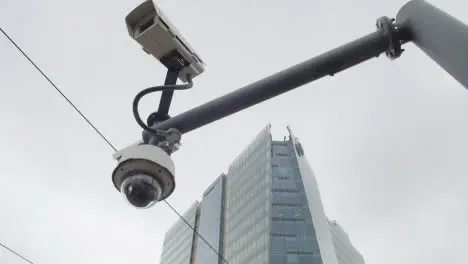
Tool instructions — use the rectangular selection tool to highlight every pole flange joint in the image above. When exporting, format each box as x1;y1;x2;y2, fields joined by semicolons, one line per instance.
376;16;404;60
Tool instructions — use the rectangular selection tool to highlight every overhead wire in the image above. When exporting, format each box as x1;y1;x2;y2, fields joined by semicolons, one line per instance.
0;28;117;153
0;27;229;264
0;241;36;264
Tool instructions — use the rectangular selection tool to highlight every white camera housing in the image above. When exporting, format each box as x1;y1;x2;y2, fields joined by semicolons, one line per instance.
125;0;205;83
112;142;175;207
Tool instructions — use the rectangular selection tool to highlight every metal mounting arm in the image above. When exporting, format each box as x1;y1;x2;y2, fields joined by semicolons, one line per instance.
149;53;188;125
148;0;468;136
149;18;400;134
157;69;179;116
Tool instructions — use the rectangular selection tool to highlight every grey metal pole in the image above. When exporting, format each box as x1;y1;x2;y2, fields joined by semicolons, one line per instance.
396;0;468;88
157;70;179;115
153;30;391;134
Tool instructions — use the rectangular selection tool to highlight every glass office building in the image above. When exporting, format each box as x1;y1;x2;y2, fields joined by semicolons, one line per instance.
160;201;199;264
194;174;227;264
160;124;365;264
224;125;271;264
328;220;366;264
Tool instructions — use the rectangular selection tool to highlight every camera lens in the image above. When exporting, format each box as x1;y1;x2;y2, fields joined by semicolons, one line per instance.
120;174;162;208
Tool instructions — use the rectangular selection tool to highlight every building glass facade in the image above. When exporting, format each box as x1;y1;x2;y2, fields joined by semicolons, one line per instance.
269;139;323;264
224;124;272;264
160;201;199;264
328;220;366;264
194;174;226;264
159;124;365;264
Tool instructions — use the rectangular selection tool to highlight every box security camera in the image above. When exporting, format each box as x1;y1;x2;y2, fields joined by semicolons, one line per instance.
125;0;205;83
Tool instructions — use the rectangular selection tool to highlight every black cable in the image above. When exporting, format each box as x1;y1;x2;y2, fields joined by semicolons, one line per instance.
0;241;36;264
132;78;193;134
163;200;230;263
0;27;117;152
1;27;228;264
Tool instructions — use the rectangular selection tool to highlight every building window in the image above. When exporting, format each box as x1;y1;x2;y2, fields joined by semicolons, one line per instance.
271;233;296;237
273;176;289;180
287;254;299;263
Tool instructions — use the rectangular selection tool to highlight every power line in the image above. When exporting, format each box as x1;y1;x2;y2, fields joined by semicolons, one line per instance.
0;27;229;264
0;28;117;153
0;241;36;264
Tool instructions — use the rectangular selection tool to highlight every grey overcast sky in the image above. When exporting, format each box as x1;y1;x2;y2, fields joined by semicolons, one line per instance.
1;0;468;263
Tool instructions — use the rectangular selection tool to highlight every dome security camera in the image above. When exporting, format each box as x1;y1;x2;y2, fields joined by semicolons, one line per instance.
112;142;175;209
